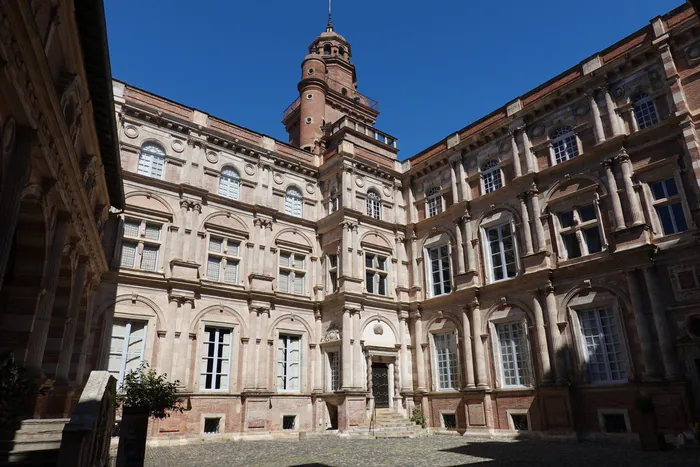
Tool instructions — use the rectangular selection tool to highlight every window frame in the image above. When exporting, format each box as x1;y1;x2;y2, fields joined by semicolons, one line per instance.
120;218;163;272
481;159;504;195
550;126;580;165
491;320;532;389
552;201;606;261
327;253;338;293
218;166;241;201
278;251;306;295
364;252;388;296
426;187;443;218
648;177;689;237
285;186;303;217
107;319;148;390
136;142;166;179
199;326;233;392
431;331;459;391
632;92;659;131
205;235;242;285
277;333;302;393
329;191;339;214
481;218;519;283
327;350;340;392
425;244;452;298
366;189;382;220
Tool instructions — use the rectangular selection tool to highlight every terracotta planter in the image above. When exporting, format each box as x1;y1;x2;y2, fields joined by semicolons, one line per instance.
116;406;150;467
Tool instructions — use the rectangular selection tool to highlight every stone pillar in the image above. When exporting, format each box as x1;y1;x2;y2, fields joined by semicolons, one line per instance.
518;192;534;256
341;308;352;389
460;306;475;388
530;290;553;385
626;108;639;133
510;130;522;178
406;181;416;223
457;156;470;201
544;284;567;384
625;269;662;379
55;258;88;383
602;159;626;231
588;91;605;144
450;161;459;203
25;214;70;375
343;167;353;209
604;86;623;136
463;215;477;273
529;185;546;252
341;222;351;279
314;310;323;391
521;127;536;173
409;234;420;288
366;354;373;397
352;310;362;388
0;126;34;289
399;313;409;390
160;299;179;378
616;150;644;226
412;314;426;391
470;301;488;388
454;218;466;275
642;267;682;380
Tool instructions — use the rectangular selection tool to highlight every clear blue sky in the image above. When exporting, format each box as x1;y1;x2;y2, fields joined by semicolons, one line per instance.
105;0;682;159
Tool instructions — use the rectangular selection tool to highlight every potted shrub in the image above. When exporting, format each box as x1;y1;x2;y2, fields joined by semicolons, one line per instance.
115;363;183;467
635;395;665;451
410;407;426;429
0;350;44;436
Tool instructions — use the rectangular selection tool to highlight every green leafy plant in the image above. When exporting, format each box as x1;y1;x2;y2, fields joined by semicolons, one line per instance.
116;363;184;419
410;406;426;428
0;350;43;426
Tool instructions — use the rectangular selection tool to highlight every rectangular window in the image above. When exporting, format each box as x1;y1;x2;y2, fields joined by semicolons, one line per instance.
557;204;603;259
433;333;458;390
203;417;221;434
496;322;530;387
486;224;517;281
428;245;451;297
578;308;627;383
200;327;232;391
650;178;688;236
206;236;241;285
328;254;338;293
279;252;305;295
365;253;388;296
107;320;147;389
329;194;339;214
328;351;339;391
120;241;137;269
442;413;457;429
144;223;161;241
140;245;159;271
120;220;162;272
123;220;140;238
277;335;301;391
282;415;296;430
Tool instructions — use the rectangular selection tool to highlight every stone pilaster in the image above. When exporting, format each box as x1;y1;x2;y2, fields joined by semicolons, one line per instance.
518;192;534;256
616;149;644;226
521;126;536;173
341;307;352;389
55;257;88;383
543;283;567;384
625;269;662;380
454;217;466;275
412;311;427;391
530;289;553;385
588;90;605;144
509;129;522;178
460;306;475;389
604;85;623;136
602;158;626;231
470;300;488;388
528;184;546;252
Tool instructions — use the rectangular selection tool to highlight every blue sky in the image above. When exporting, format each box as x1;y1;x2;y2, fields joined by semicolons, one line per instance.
105;0;682;159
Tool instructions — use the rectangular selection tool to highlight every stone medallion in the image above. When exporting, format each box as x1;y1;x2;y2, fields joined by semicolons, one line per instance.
171;139;185;153
244;163;256;176
206;151;219;164
124;125;139;139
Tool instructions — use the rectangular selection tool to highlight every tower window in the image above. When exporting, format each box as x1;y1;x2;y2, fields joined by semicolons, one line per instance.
306;94;313;100
324;45;331;55
305;117;313;124
307;68;315;75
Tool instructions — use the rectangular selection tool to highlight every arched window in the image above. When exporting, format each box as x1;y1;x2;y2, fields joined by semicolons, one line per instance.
551;126;579;164
137;142;165;179
218;166;240;200
481;160;503;194
285;187;303;217
323;45;331;56
426;187;442;218
632;92;659;130
366;190;381;220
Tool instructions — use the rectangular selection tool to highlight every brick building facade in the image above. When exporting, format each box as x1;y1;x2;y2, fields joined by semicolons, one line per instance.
101;5;700;442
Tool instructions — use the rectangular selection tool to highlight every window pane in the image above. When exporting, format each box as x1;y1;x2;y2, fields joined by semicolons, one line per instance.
279;271;290;293
293;255;305;269
144;223;160;241
656;206;675;235
562;233;581;259
366;272;374;294
209;237;223;253
377;257;386;271
579;308;627;383
293;274;304;295
378;275;387;296
559;211;575;228
583;227;603;254
664;178;678;197
329;352;340;391
578;205;596;223
228;241;240;257
207;256;221;281
496;322;530;387
433;333;457;389
120;242;137;268
224;261;238;284
329;254;338;268
671;203;688;233
123;220;140;238
280;253;291;267
650;181;666;201
140;245;158;271
365;254;374;268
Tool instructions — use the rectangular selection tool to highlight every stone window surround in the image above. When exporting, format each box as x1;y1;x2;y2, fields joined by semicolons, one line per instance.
423;233;453;298
205;235;242;284
567;292;633;386
363;248;389;297
274;329;307;393
506;408;532;431
438;410;458;429
119;215;166;273
201;413;226;435
479;210;521;284
596;408;631;434
545;125;583;168
479;158;504;195
634;157;694;239
195;319;240;393
428;327;461;392
203;227;247;286
325;251;339;294
425;186;444;218
321;341;341;392
280;413;299;431
617;86;666;134
199;325;233;393
488;308;533;390
276;242;310;296
548;190;608;261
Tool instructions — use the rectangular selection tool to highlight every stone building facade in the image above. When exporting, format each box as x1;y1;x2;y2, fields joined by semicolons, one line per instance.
101;5;700;441
0;0;123;432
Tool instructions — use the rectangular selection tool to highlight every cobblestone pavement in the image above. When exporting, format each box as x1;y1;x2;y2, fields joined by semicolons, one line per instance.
144;436;700;467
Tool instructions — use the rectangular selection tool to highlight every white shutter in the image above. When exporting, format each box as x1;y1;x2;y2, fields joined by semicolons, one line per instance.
209;237;223;253
224;261;238;284
120;242;137;268
207;256;221;281
140;245;159;271
219;330;232;391
125;322;146;375
293;273;304;295
288;337;301;391
276;337;286;389
279;271;290;293
280;253;291;267
108;322;126;380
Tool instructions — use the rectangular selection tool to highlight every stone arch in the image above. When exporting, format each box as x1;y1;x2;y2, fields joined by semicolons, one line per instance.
473;203;521;239
424;312;462;342
361;314;399;344
273;227;314;250
189;304;249;338
139;138;168;155
124;190;176;221
559;282;632;324
542;175;607;215
267;313;315;343
92;293;167;330
359;230;394;255
199;210;249;235
482;297;536;334
419;226;457;251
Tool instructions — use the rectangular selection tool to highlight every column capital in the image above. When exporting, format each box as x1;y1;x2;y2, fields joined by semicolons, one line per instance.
600;157;615;169
454;214;470;225
517;191;530;201
527;182;540;196
615;148;631;163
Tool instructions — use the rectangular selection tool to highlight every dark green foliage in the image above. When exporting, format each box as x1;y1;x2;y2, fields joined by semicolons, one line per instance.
410;406;426;428
116;363;184;419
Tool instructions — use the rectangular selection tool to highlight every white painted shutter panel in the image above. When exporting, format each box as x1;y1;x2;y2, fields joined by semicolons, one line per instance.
120;242;137;268
293;274;304;295
219;330;232;391
207;257;221;281
288;337;301;391
276;337;285;389
125;322;146;375
108;322;126;380
279;271;290;293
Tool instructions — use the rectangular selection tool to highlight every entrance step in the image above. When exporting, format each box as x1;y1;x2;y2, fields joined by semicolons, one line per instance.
0;418;68;465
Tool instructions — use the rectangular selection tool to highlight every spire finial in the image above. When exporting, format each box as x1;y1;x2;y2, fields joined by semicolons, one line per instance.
326;0;334;32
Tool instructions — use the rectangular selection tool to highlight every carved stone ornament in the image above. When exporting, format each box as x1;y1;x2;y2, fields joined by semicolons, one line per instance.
171;139;185;153
124;125;139;139
498;140;510;153
206;151;219;164
530;124;545;138
383;185;392;197
306;183;315;194
613;86;625;99
373;323;384;335
2;117;16;155
573;101;590;117
244;163;256;176
467;156;478;169
273;172;283;185
355;176;364;188
441;170;450;182
321;324;341;343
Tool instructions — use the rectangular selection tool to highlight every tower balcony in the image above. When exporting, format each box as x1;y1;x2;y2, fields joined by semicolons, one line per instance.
327;116;398;149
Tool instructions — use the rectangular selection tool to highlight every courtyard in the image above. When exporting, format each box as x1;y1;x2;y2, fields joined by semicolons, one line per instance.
144;436;700;466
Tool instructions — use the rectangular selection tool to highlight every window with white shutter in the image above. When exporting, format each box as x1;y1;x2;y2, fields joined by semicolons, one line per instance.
578;308;627;384
200;327;232;391
277;334;301;391
433;333;458;390
107;320;147;390
495;322;531;388
285;187;303;217
218;166;241;200
119;219;162;272
137;142;165;179
279;252;306;295
427;245;451;297
206;236;241;285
